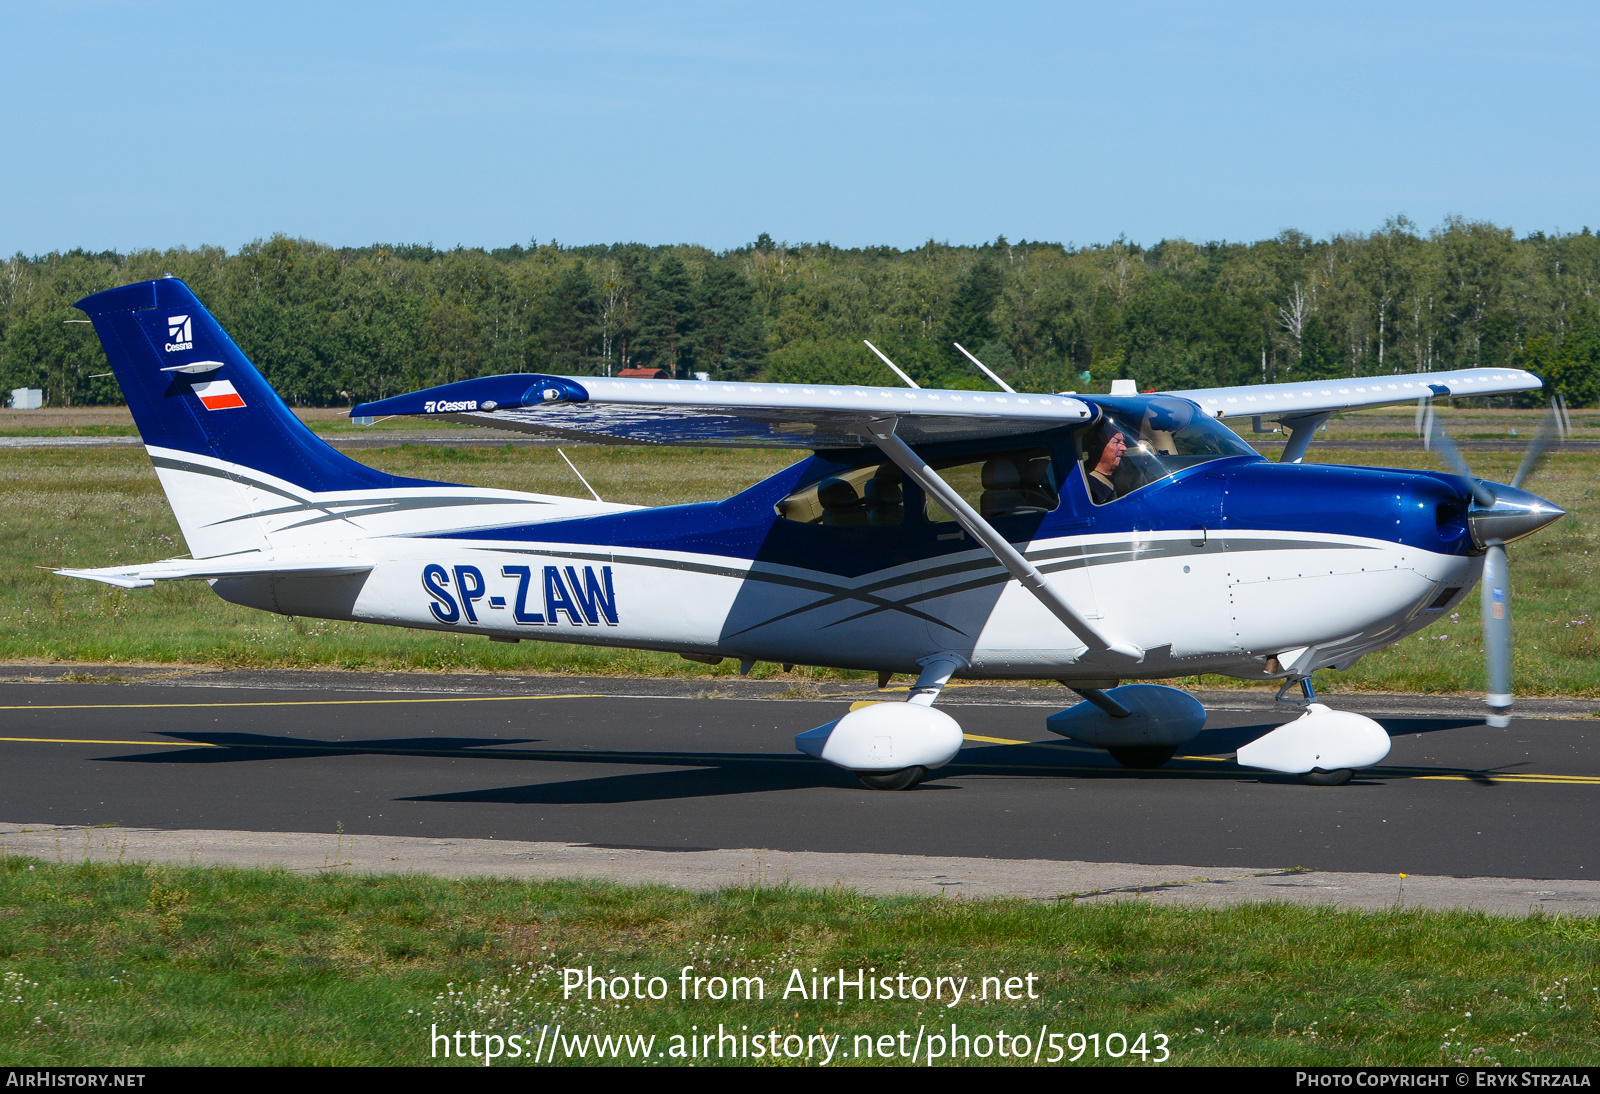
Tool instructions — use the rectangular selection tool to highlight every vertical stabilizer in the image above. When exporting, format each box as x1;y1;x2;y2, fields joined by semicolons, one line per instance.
75;278;435;557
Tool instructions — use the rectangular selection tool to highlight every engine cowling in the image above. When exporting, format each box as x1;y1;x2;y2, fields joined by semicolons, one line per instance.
1235;703;1391;774
795;702;964;772
1045;684;1207;748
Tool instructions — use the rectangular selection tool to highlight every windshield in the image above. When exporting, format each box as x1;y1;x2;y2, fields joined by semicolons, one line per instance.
1077;396;1259;504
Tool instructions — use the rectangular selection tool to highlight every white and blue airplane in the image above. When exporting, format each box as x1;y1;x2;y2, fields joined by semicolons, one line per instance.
58;277;1568;788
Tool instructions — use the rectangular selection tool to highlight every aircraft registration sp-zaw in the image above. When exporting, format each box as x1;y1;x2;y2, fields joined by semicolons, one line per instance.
62;278;1571;788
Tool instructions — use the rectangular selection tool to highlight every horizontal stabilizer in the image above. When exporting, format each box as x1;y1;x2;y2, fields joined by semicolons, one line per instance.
55;555;372;589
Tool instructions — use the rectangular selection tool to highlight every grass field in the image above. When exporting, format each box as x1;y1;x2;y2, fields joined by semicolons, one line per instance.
0;857;1596;1066
0;406;1595;695
0;406;465;437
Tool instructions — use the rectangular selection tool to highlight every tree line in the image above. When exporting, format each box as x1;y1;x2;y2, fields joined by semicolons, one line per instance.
3;217;1598;409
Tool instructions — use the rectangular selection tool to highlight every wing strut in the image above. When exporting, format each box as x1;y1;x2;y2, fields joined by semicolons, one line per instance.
1279;412;1331;464
865;418;1144;668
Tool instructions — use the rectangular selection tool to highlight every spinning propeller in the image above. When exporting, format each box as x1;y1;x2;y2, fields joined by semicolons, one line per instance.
1416;396;1570;726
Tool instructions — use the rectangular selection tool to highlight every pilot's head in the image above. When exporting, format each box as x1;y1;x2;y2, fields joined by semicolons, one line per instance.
1087;422;1129;476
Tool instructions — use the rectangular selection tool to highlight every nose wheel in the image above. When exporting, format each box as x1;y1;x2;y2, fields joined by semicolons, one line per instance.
858;766;928;791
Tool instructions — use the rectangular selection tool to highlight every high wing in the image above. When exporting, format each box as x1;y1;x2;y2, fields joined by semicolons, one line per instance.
1167;366;1540;420
55;555;372;589
351;374;1091;448
351;366;1541;450
1164;365;1541;461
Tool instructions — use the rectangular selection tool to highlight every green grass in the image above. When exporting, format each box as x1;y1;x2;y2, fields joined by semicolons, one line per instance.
0;408;1596;695
0;857;1594;1066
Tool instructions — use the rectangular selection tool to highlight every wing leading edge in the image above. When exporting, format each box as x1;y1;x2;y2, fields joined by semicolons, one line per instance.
1167;367;1541;420
352;375;1092;448
350;366;1542;450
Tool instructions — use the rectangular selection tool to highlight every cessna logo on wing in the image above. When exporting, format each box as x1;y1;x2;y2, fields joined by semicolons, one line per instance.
165;315;193;352
424;398;477;413
423;563;618;627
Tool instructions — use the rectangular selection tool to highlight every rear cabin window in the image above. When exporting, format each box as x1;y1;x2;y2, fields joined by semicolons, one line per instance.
776;447;1062;529
775;463;905;526
924;447;1059;524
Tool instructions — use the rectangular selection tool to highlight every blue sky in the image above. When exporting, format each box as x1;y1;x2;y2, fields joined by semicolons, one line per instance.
2;2;1596;254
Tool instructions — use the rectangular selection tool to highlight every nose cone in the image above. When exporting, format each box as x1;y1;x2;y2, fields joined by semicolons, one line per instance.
1468;482;1566;548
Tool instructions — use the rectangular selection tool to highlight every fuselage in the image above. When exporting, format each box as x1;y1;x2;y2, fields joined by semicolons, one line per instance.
199;408;1483;683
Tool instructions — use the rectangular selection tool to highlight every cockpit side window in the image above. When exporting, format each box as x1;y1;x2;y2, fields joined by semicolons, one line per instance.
775;463;905;526
1077;397;1259;505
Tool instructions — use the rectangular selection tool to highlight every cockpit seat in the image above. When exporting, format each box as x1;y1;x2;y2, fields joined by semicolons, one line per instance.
818;477;869;526
980;457;1057;517
863;476;904;526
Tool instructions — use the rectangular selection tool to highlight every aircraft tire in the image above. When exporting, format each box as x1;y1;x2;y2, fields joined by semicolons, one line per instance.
1107;746;1177;769
857;766;928;791
1300;768;1355;786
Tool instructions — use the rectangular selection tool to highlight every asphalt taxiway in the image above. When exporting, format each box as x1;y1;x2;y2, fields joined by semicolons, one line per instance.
2;668;1596;888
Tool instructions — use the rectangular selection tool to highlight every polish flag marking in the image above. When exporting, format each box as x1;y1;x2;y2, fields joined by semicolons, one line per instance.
193;379;246;411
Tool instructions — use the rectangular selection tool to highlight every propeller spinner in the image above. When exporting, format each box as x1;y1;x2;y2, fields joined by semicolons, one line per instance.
1419;397;1569;727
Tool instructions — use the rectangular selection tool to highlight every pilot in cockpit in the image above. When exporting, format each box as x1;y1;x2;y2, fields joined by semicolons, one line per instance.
1081;398;1256;505
1083;422;1129;505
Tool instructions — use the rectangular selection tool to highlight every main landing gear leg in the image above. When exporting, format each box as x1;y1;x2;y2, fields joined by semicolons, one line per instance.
857;655;965;791
1064;685;1181;769
1275;675;1317;705
795;656;966;791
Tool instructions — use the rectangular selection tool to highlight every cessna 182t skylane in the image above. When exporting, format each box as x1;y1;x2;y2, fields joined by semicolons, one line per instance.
60;278;1569;788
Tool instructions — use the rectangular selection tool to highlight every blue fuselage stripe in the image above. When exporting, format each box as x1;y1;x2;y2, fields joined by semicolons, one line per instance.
432;450;1476;577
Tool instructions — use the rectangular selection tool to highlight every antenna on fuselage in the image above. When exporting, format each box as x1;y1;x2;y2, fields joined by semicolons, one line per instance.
862;340;919;389
556;448;603;503
952;342;1015;393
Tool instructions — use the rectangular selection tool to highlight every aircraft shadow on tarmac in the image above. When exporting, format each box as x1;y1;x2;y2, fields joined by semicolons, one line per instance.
103;732;542;763
1189;715;1481;755
98;716;1489;805
400;745;1272;806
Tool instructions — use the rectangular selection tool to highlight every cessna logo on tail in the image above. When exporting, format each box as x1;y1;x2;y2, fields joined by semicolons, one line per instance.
165;315;193;352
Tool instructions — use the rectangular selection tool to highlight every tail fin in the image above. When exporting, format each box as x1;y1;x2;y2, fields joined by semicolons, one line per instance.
76;278;434;557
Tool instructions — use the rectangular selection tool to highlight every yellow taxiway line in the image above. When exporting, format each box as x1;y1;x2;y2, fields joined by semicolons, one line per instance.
0;737;217;747
0;732;1595;785
964;737;1600;780
2;698;1597;786
0;694;603;711
1414;772;1600;786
